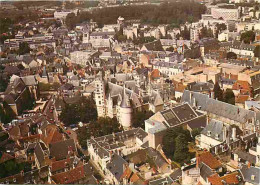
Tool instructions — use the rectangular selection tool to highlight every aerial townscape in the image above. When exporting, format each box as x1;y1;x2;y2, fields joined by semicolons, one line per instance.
0;0;260;184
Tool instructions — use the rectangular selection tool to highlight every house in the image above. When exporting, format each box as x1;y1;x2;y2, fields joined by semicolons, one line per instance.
1;77;34;115
182;151;223;185
141;40;164;52
145;103;207;149
49;139;77;161
88;31;115;48
51;164;98;184
95;78;164;128
88;128;148;184
181;90;258;130
239;165;260;185
199;119;241;152
230;41;256;57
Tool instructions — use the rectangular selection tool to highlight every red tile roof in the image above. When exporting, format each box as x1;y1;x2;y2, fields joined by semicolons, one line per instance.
120;167;132;180
232;80;251;91
208;171;240;185
198;151;222;169
41;125;64;145
220;171;240;185
51;158;71;172
0;152;14;163
235;95;249;104
52;165;85;184
150;69;161;79
208;173;222;185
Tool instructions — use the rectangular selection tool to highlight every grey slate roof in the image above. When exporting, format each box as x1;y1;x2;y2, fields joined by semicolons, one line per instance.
120;87;131;108
240;165;260;185
160;103;205;128
182;90;257;123
106;153;128;181
34;143;45;167
234;150;257;164
49;139;77;160
200;162;214;181
201;119;225;142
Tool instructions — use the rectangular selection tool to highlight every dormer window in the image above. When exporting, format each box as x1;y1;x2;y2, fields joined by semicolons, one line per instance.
207;131;211;136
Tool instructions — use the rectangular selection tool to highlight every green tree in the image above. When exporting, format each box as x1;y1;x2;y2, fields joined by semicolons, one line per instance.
199;26;214;39
213;82;223;101
132;110;153;129
0;76;8;92
1;102;16;124
191;128;203;139
77;117;122;149
65;13;77;30
227;52;237;59
180;26;190;40
0;159;31;178
166;46;174;52
59;97;97;126
215;23;227;38
162;127;191;160
224;88;235;105
18;42;31;55
254;45;260;58
173;133;190;163
240;31;255;44
20;88;34;113
17;64;25;70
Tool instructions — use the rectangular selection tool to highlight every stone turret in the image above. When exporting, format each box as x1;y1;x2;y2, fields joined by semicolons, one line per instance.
119;85;132;128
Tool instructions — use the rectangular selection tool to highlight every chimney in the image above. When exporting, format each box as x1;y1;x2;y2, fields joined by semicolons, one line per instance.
223;126;227;142
232;127;236;140
189;92;193;101
109;151;113;160
248;161;251;169
196;154;200;169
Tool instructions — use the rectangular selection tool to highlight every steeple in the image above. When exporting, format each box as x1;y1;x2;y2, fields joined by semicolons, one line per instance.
120;85;130;108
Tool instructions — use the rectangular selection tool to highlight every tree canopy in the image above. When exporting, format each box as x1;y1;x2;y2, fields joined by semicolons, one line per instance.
77;117;122;149
240;31;255;44
18;42;31;55
59;96;97;126
162;127;193;164
0;159;31;178
199;26;214;39
254;45;260;58
213;82;224;101
227;52;237;59
132;110;153;130
0;102;16;124
65;1;206;29
223;88;235;105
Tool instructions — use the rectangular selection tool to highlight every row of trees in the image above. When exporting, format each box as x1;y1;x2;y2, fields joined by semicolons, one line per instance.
65;1;206;30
